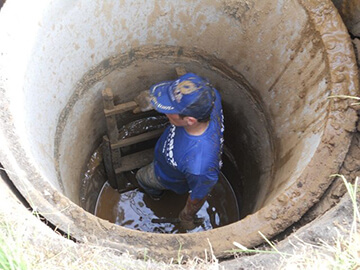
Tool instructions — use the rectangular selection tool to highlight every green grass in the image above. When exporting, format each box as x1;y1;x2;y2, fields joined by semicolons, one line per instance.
0;221;28;270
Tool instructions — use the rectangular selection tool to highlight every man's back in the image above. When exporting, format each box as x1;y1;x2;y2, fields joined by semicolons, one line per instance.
135;73;225;229
154;89;224;200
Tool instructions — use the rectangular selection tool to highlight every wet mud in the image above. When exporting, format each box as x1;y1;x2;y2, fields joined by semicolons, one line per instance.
95;172;239;233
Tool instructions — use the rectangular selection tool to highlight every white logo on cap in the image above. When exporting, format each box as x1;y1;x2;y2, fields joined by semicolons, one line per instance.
151;96;174;111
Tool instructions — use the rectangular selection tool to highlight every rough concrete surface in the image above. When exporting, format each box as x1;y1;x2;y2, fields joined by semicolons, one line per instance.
0;0;360;268
0;0;358;259
0;169;191;270
221;185;359;269
1;166;358;269
332;0;360;37
353;38;360;68
301;128;360;224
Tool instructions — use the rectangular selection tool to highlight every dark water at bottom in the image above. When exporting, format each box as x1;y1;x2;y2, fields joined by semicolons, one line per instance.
95;172;239;233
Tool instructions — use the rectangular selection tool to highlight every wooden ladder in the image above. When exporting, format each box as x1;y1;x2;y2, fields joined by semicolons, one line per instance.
101;89;164;190
101;67;187;190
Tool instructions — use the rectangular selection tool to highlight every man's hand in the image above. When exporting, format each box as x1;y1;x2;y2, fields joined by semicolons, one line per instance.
133;90;153;113
178;195;207;230
179;209;197;230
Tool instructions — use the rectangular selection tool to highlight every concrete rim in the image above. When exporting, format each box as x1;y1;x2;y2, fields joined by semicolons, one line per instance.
0;0;358;260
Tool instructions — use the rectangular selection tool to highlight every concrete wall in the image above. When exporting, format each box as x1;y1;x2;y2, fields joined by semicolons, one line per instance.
0;0;358;259
333;0;360;37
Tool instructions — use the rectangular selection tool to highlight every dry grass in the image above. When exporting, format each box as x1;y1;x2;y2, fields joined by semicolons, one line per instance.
0;209;223;270
276;176;360;270
276;232;360;270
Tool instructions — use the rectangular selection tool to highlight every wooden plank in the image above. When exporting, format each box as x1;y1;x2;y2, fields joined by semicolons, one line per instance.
102;136;118;189
102;88;119;144
111;128;165;149
104;101;138;117
115;148;154;174
176;67;187;77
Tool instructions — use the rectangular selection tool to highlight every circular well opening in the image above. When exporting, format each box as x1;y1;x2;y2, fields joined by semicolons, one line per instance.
0;0;358;259
78;49;273;233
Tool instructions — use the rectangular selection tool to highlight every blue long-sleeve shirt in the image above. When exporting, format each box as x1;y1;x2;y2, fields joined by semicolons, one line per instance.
154;89;224;200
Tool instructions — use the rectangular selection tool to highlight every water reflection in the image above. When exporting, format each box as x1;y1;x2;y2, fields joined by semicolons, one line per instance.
95;172;239;234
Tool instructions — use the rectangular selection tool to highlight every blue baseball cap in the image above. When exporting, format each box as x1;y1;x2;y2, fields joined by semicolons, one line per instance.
150;73;215;120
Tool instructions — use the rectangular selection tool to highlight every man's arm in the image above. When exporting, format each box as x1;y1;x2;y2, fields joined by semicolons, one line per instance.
179;195;207;229
178;173;217;229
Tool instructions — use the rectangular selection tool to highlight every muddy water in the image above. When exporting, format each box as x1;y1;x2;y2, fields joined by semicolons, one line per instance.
117;114;169;140
80;115;169;212
82;114;240;233
95;172;239;233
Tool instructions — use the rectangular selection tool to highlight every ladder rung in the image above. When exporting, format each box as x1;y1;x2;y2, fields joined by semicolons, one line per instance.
104;101;138;117
115;148;154;174
111;128;165;149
